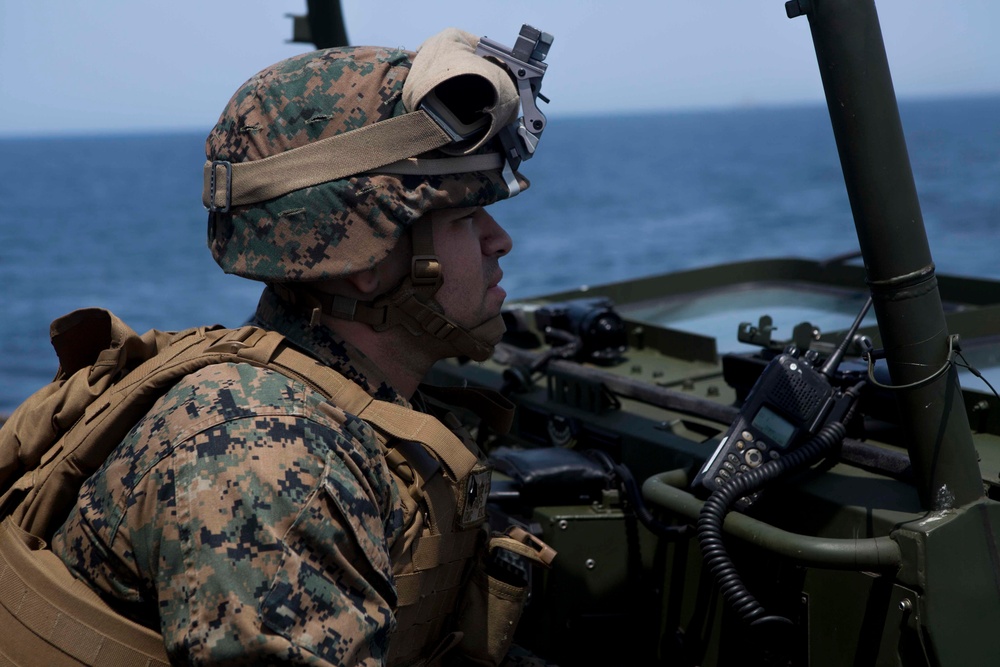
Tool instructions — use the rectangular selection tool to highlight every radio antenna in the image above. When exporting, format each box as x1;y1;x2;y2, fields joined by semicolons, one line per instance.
820;295;873;378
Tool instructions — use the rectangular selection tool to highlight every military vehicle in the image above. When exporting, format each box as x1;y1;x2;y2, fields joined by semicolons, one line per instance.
410;1;1000;665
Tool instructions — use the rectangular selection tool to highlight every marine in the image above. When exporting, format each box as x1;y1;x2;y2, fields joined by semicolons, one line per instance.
0;24;555;666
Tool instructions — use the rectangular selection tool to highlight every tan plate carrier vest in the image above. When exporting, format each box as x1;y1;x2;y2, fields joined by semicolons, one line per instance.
0;309;551;667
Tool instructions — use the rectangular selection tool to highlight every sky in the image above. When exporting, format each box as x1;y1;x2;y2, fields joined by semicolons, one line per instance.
1;1;999;137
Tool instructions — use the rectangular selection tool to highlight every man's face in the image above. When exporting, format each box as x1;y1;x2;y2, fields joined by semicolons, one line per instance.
429;206;513;331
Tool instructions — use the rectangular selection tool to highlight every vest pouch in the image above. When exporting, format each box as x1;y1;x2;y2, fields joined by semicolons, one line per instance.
453;528;556;666
0;518;169;666
452;557;527;666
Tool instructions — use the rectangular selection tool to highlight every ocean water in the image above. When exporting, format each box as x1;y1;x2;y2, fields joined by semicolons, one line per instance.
2;96;999;414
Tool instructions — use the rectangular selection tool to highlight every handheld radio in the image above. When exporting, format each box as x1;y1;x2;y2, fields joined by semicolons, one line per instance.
692;298;872;507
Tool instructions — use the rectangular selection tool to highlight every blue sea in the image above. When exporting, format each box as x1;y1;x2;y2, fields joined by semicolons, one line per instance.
2;96;999;415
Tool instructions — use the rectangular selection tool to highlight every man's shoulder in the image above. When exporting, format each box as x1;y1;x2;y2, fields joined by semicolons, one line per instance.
173;361;325;417
98;361;386;498
134;361;358;445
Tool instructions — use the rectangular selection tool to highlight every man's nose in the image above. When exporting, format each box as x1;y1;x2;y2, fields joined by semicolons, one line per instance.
479;210;513;257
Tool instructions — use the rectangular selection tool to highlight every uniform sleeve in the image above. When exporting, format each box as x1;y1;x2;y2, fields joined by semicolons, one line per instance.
136;412;398;665
53;400;400;666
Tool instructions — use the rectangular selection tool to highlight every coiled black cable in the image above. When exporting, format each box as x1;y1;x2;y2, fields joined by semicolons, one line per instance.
696;407;856;626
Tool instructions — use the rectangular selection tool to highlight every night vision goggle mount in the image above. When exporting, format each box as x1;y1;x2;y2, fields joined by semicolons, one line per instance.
476;24;553;170
417;24;553;194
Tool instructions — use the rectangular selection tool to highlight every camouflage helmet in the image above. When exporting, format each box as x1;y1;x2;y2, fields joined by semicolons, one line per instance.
203;28;536;283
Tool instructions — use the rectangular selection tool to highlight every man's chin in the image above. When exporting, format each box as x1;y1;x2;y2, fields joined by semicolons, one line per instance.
467;312;506;355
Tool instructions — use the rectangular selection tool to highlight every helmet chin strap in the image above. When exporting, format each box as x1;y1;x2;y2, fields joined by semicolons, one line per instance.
379;282;506;362
272;220;505;362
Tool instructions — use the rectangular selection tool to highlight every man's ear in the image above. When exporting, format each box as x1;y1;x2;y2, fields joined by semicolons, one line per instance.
346;267;380;296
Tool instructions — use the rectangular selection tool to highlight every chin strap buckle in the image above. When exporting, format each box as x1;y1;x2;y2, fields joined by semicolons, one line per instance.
411;255;442;287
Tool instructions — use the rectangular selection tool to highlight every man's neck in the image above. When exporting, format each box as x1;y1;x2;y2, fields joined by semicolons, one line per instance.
319;316;432;400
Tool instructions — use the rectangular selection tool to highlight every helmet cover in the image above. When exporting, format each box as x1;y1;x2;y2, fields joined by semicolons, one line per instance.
206;37;529;283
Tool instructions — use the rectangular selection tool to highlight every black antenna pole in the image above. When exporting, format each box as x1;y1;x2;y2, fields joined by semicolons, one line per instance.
787;0;983;508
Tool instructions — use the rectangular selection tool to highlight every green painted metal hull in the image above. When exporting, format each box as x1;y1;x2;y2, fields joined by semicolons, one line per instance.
427;253;1000;665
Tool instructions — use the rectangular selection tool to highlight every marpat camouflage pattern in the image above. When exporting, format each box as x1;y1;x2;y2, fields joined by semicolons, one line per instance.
206;46;528;284
52;287;407;665
50;35;556;665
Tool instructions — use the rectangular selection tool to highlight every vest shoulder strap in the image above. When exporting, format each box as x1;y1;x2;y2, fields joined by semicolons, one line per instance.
259;343;480;480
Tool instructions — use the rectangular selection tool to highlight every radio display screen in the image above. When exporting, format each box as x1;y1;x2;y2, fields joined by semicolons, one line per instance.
752;405;796;449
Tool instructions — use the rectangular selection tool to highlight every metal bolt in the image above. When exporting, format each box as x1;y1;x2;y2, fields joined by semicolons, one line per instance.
532;119;543;131
517;68;526;77
899;598;913;612
558;519;569;530
585;558;596;570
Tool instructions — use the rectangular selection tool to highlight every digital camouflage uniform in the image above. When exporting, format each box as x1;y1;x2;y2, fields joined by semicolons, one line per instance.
52;286;408;664
49;30;554;667
49;298;552;667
